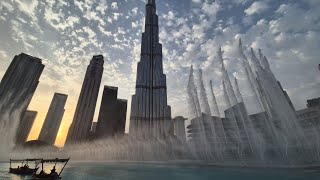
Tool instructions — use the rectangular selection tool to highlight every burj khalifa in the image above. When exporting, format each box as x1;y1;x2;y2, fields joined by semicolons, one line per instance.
129;0;172;139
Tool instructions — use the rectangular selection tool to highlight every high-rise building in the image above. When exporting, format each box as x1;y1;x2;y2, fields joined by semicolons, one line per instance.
0;53;44;114
66;55;104;144
173;116;187;142
95;86;127;138
0;53;44;145
38;93;67;145
15;110;37;144
129;0;172;138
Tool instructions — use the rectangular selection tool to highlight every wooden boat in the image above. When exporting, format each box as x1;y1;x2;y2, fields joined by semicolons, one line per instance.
9;158;41;175
31;158;70;180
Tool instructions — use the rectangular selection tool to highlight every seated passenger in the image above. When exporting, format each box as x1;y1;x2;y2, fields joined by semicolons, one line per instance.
50;166;56;174
40;170;45;175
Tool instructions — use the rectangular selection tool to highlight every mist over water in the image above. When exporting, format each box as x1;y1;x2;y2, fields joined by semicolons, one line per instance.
0;93;29;161
0;40;319;168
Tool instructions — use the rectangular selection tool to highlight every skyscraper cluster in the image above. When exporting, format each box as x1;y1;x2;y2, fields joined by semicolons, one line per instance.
0;0;174;147
0;53;69;146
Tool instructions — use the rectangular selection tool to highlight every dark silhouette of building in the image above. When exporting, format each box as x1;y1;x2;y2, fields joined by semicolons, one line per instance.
0;53;44;144
38;93;67;145
15;110;37;144
296;97;320;140
20;140;59;151
129;0;172;139
173;116;187;142
0;53;44;114
95;86;127;138
306;97;320;108
66;55;104;144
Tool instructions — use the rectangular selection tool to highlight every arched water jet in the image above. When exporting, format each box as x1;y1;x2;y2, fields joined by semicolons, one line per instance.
218;47;257;158
198;68;223;160
209;80;227;148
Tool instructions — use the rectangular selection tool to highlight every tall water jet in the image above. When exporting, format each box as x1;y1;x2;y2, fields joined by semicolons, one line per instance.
238;40;282;157
234;78;244;103
222;80;243;157
209;80;221;117
218;47;256;158
250;48;313;161
218;47;237;106
0;93;30;161
198;68;223;159
198;68;211;115
187;66;210;158
187;65;202;118
209;80;227;148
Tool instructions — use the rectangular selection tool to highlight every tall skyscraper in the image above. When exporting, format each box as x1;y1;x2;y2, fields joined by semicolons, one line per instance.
38;93;67;145
66;55;104;144
95;86;127;138
129;0;172;138
0;53;44;118
15;110;37;144
0;53;44;145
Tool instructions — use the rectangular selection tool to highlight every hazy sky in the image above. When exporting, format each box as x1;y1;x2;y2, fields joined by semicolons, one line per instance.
0;0;319;147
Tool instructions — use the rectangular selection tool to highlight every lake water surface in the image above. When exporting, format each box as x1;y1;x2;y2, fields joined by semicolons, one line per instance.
1;161;320;180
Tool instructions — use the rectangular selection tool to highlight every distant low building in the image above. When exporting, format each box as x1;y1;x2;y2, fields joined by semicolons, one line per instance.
296;97;320;140
173;116;187;142
15;110;37;144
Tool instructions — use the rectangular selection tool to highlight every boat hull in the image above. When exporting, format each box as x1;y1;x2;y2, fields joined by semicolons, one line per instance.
9;167;38;175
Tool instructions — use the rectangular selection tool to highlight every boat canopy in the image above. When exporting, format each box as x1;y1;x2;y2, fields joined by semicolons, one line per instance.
41;158;69;163
10;159;43;162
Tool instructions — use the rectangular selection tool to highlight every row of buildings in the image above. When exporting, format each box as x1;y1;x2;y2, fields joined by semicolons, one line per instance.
0;0;183;147
0;53;129;147
187;97;320;150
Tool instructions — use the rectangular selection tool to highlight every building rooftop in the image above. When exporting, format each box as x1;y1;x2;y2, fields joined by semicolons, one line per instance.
105;85;118;90
307;97;320;108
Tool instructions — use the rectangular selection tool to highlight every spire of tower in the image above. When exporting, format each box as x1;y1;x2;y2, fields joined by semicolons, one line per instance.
148;0;156;5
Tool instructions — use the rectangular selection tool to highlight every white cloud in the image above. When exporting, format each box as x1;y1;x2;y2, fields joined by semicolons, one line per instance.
245;1;269;16
202;1;220;16
0;1;14;12
96;0;108;15
192;0;202;3
98;25;112;36
14;0;39;20
132;7;138;15
0;50;8;58
111;2;118;10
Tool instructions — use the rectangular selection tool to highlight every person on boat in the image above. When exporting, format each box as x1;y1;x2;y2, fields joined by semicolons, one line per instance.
40;169;45;175
17;166;19;169
50;166;56;175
